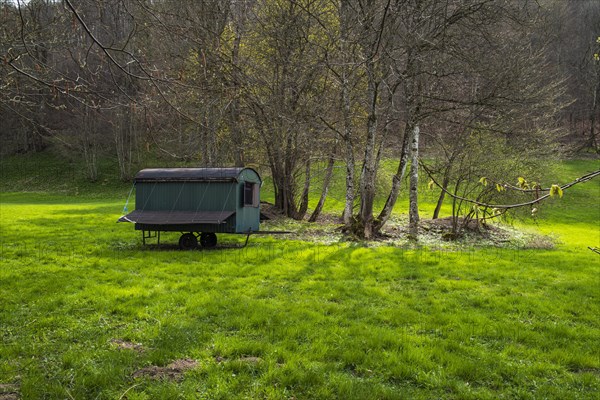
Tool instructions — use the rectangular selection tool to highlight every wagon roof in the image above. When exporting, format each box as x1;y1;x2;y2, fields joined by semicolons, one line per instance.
134;167;259;183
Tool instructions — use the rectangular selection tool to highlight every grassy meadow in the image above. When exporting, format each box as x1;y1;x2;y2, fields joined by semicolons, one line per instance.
0;154;599;399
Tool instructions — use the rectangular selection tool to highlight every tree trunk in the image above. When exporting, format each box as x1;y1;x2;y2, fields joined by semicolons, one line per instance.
202;106;218;165
82;107;98;182
340;69;355;226
309;154;335;222
339;0;355;227
229;22;244;167
263;121;299;219
374;121;414;232
589;65;600;152
451;178;463;235
115;105;134;181
283;130;299;217
273;166;301;219
342;136;355;226
296;159;311;220
432;166;451;220
357;59;379;239
408;125;420;238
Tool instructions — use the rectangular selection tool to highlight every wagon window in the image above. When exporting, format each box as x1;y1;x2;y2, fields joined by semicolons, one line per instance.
244;182;259;207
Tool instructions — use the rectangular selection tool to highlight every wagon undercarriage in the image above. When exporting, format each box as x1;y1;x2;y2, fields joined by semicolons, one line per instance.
139;228;253;250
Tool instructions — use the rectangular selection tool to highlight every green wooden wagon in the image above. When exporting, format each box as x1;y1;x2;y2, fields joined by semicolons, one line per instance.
118;167;261;249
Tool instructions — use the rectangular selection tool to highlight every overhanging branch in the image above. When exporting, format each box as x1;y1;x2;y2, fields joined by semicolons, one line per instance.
421;161;600;210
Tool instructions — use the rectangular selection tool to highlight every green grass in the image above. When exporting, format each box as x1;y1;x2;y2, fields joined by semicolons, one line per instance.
0;154;599;399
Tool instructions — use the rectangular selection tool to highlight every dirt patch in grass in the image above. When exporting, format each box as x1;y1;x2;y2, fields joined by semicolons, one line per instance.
132;359;198;381
0;383;20;400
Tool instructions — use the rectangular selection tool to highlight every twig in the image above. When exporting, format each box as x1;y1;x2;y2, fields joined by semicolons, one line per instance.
118;383;143;400
63;0;202;125
421;161;600;210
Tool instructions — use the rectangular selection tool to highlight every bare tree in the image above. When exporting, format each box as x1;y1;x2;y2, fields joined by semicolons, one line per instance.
242;0;334;218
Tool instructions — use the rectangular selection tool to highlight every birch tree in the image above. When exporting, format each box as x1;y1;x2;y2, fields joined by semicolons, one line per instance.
335;0;567;238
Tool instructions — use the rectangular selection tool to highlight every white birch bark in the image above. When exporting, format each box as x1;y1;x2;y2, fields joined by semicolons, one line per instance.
408;124;420;238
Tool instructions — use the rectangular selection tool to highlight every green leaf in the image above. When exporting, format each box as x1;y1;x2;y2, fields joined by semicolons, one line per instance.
550;184;563;198
479;177;488;186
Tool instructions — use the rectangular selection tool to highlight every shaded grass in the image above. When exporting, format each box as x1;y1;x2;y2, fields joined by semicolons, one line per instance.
0;156;599;399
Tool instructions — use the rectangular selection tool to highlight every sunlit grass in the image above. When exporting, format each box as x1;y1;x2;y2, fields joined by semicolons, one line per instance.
0;155;598;398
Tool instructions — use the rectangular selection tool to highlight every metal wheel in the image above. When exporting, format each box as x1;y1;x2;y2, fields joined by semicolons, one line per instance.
179;233;198;250
200;232;217;248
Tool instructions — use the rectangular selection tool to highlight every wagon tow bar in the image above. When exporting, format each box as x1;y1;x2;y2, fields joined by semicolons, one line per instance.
240;230;293;248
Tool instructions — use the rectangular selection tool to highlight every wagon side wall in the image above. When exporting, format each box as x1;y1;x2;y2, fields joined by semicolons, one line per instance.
136;182;237;212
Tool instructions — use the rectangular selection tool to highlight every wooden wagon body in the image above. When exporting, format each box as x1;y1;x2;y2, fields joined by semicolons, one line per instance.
118;167;261;248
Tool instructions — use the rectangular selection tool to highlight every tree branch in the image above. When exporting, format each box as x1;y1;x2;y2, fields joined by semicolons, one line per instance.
421;161;600;210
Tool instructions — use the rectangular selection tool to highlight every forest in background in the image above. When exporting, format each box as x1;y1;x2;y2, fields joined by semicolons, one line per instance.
1;0;599;238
